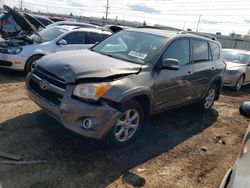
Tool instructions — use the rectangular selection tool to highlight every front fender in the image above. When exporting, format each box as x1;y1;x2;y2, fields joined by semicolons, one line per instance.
117;86;154;114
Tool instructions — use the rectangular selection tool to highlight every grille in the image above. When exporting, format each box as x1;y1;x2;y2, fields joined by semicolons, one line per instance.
33;67;66;89
30;68;66;106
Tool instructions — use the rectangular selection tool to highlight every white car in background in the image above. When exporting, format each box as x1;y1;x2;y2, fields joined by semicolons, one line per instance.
0;8;111;73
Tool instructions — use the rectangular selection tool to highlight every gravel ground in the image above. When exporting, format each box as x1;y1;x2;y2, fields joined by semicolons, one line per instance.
0;69;249;188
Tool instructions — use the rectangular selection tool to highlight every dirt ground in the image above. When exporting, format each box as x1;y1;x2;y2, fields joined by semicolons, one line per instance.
0;69;249;188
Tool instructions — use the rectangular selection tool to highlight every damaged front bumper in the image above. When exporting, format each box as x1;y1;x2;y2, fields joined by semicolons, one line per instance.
26;72;122;139
223;71;240;87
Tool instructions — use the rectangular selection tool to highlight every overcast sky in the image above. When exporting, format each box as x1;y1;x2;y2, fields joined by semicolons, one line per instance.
5;0;250;35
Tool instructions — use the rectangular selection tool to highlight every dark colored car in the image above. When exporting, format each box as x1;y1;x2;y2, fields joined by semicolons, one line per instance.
26;28;226;147
219;102;250;188
0;5;53;38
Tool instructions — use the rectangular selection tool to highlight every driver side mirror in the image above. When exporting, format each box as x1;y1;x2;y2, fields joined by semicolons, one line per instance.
57;39;67;46
240;102;250;118
161;58;180;70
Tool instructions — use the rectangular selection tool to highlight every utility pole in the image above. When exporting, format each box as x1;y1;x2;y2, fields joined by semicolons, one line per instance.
20;0;23;11
196;14;201;32
104;0;110;20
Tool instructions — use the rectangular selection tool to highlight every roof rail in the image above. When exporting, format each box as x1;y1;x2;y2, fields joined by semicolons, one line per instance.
186;31;217;41
137;26;166;29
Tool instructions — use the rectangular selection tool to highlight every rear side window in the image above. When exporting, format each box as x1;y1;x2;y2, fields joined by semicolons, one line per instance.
192;40;209;62
89;32;103;44
63;32;85;44
163;39;190;66
210;42;220;60
103;34;110;40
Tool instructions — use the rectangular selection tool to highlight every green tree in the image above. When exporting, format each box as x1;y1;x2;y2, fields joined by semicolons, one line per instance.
143;20;147;26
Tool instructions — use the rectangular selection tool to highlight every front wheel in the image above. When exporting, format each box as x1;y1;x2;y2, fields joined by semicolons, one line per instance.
105;100;144;148
234;75;244;91
197;84;217;113
25;55;43;74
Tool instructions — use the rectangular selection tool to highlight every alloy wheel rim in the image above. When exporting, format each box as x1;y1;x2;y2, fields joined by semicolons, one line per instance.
31;60;37;71
204;88;215;109
114;109;140;142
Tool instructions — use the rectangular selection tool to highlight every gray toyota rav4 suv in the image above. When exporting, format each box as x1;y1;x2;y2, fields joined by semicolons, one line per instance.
26;28;226;147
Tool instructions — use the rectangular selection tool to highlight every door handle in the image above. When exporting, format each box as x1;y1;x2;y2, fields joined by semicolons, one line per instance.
211;67;215;70
187;71;193;75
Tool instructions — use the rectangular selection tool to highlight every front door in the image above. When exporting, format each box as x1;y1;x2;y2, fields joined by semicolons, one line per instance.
154;38;193;112
56;31;90;52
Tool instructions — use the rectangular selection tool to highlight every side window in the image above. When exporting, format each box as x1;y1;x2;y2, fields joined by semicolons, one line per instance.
102;34;110;40
163;39;190;66
62;32;85;44
89;32;102;44
192;40;209;62
210;42;220;60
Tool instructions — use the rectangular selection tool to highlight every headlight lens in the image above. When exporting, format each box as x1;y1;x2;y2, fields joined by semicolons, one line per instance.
6;47;22;54
225;70;240;76
73;82;112;101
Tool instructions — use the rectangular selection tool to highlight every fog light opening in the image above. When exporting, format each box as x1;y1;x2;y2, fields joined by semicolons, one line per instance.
82;118;93;129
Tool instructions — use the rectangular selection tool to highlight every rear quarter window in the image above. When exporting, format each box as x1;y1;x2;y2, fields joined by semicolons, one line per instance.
210;42;220;60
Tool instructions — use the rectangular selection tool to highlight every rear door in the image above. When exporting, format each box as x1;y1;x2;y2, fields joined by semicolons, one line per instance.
154;38;193;111
189;39;214;99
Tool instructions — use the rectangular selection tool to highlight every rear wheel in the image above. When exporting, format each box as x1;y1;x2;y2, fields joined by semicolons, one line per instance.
197;84;217;113
234;75;244;91
105;100;144;148
25;55;43;74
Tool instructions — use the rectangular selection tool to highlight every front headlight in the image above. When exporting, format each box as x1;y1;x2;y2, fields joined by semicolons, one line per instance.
225;70;240;76
6;47;22;54
73;82;112;101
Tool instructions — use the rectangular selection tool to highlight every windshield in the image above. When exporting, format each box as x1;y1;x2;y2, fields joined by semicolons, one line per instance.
223;50;250;64
29;26;67;42
92;30;166;64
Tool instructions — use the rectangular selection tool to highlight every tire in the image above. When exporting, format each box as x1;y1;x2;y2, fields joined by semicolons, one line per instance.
233;75;244;91
197;84;217;113
25;55;43;74
105;100;144;148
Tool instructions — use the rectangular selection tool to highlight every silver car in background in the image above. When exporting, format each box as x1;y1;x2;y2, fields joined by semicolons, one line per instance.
0;25;111;73
223;49;250;91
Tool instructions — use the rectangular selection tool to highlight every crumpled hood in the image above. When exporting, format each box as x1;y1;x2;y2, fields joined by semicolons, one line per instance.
226;61;247;70
37;50;142;83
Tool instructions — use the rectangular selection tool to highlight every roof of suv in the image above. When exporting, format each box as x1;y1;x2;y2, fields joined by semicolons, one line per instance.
127;28;219;42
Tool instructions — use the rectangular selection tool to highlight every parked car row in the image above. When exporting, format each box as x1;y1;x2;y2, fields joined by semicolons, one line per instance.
0;5;112;73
